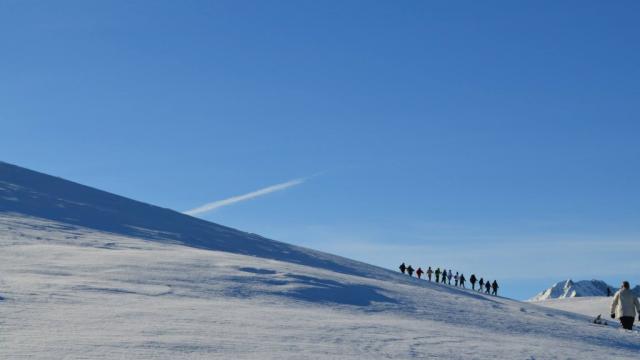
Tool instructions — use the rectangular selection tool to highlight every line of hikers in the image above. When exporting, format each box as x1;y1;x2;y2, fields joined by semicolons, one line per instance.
398;262;499;296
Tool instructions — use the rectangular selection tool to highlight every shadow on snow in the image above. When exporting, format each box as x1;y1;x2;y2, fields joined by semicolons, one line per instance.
285;274;397;306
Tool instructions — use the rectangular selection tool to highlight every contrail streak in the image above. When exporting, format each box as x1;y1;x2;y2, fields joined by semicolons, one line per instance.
184;178;306;216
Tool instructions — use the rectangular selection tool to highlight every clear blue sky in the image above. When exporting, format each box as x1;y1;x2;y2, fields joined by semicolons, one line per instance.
2;1;639;299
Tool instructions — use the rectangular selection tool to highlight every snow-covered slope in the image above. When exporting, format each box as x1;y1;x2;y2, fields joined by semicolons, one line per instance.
536;297;616;319
529;279;615;301
0;161;382;279
1;162;640;359
534;290;640;321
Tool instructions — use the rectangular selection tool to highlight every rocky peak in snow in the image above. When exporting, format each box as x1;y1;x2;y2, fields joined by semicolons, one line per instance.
529;279;615;301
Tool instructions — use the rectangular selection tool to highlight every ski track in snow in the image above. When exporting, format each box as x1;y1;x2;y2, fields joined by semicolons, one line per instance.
1;214;639;359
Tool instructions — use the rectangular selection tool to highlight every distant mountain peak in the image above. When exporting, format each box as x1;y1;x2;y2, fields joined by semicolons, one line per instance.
529;279;615;301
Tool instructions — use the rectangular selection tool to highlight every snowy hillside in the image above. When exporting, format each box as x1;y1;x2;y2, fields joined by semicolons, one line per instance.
1;162;640;359
0;161;382;279
529;279;616;301
534;287;640;320
536;297;616;319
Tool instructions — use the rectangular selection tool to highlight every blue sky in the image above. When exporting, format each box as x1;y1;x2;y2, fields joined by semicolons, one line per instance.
2;1;639;299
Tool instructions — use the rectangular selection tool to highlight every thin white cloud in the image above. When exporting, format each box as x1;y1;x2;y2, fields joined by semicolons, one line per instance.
184;177;306;216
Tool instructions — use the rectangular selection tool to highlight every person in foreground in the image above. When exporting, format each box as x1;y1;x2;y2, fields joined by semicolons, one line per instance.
610;281;640;330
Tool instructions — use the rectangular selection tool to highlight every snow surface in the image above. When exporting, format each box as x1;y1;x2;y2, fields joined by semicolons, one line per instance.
1;161;640;359
529;279;616;301
536;297;617;319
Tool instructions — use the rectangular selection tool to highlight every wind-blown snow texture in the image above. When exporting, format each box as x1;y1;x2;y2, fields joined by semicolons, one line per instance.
1;161;639;359
529;279;617;301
